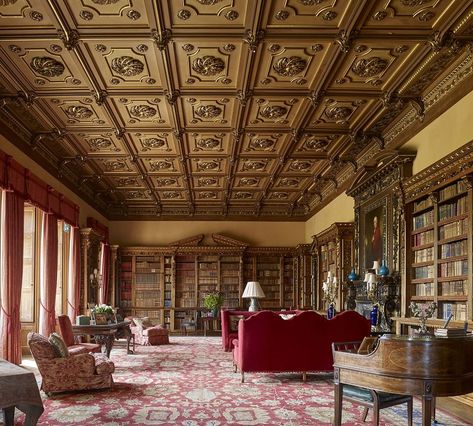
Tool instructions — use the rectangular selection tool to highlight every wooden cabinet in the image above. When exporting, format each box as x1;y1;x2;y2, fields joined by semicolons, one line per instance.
395;142;473;334
116;234;302;333
312;223;354;312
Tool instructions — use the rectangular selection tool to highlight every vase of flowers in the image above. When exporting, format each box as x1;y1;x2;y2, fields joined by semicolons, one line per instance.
410;301;437;335
93;304;115;324
203;291;224;318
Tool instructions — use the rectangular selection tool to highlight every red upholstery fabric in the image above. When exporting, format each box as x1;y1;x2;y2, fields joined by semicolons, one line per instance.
232;310;370;375
127;317;170;346
220;309;299;352
57;315;101;355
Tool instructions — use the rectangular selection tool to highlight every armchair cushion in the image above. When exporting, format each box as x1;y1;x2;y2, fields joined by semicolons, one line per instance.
93;354;115;375
48;333;69;358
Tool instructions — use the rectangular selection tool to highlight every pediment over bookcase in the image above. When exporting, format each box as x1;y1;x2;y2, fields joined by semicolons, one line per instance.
166;233;248;255
347;152;415;276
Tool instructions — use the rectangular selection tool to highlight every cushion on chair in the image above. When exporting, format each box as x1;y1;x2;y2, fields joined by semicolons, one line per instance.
343;385;408;404
93;354;115;375
57;315;75;347
48;333;70;358
28;333;57;359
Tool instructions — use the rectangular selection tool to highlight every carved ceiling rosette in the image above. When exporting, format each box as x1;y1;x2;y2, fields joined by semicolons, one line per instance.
127;190;146;199
289;159;312;171
194;105;222;118
196;159;220;171
196;137;220;150
277;177;300;187
248;138;275;151
272;56;308;77
191;56;225;76
156;177;178;187
150;160;173;171
351;57;388;78
117;177;138;186
130;105;157;118
301;138;330;152
259;105;287;119
162;191;181;199
239;177;258;186
234;191;253;199
198;177;218;186
30;57;65;77
242;159;267;171
103;160;127;171
111;56;144;77
199;191;217;199
324;106;353;121
65;106;93;120
89;137;112;151
270;192;289;199
141;137;165;150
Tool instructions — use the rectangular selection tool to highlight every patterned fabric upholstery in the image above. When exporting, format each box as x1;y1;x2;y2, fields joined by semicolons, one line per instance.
57;314;101;355
28;332;115;394
48;333;69;357
128;317;170;346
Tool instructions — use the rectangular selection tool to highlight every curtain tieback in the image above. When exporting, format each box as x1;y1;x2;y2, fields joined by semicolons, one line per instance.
0;305;17;333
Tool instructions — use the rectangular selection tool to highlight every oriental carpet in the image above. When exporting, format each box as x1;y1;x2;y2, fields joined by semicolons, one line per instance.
11;336;468;425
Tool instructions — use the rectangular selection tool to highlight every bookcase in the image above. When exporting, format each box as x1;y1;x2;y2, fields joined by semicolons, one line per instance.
312;223;354;312
397;142;473;333
294;244;313;309
116;235;304;333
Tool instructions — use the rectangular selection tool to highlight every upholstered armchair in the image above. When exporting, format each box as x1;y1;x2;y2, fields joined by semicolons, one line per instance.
58;315;101;355
27;332;115;395
128;317;169;345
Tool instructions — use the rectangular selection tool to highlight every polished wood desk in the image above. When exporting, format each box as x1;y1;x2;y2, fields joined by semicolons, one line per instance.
333;334;473;426
73;320;133;357
0;359;43;425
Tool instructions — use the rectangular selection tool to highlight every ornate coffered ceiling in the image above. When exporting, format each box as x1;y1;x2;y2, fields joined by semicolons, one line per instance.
1;0;473;220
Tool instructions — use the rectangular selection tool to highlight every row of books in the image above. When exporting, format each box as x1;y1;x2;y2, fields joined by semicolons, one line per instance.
441;302;467;321
438;259;468;277
412;230;434;246
438;218;468;240
175;299;196;308
413;247;434;263
198;263;217;270
440;239;468;258
221;263;239;270
135;290;160;299
413;197;433;212
413;210;434;230
440;280;465;296
258;270;280;277
135;274;160;285
434;328;467;337
413;265;435;279
438;196;467;221
415;283;434;296
121;262;132;269
439;180;467;201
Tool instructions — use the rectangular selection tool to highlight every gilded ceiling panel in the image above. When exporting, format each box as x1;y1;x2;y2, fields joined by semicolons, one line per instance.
157;189;189;202
234;157;278;175
0;0;56;29
240;132;289;156
279;158;319;175
170;40;245;90
194;190;224;201
273;176;308;190
62;0;153;30
244;96;307;128
0;41;89;90
253;41;333;90
109;175;146;189
189;157;228;175
264;0;355;30
233;176;266;189
180;96;236;128
91;156;138;174
165;0;251;30
109;96;172;128
128;132;176;155
73;131;127;155
84;40;165;89
185;132;231;155
229;190;258;201
293;134;340;157
192;176;224;189
142;157;183;175
152;176;186;190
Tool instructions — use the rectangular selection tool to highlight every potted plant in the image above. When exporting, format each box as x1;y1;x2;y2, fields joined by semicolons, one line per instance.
203;291;224;318
93;304;115;324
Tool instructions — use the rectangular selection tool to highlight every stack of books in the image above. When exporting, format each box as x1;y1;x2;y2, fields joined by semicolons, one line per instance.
434;328;467;337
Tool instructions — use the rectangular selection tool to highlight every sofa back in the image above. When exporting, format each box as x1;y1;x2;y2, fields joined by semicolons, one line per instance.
236;310;370;372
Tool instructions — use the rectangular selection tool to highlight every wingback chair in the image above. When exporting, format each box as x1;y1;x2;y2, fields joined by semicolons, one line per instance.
127;317;169;345
27;332;115;395
57;314;101;355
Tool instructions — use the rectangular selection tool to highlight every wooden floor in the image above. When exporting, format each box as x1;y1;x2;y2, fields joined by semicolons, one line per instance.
436;397;473;423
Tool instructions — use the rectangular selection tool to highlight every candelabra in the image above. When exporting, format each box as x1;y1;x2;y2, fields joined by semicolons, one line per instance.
322;271;338;318
89;268;102;289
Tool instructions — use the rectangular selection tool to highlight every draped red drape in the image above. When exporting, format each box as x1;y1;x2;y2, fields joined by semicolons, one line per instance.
0;191;24;364
39;211;58;337
99;242;111;305
67;226;81;322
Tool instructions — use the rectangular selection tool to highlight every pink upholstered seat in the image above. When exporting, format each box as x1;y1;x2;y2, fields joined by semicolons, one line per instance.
27;332;114;395
58;315;101;355
128;317;170;346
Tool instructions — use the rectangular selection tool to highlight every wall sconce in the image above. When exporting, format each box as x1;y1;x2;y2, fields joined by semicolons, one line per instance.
89;268;102;289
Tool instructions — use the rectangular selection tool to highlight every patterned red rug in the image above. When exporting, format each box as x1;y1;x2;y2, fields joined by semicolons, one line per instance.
12;336;467;425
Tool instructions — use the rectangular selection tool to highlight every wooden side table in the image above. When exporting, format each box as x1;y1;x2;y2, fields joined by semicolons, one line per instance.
202;317;220;336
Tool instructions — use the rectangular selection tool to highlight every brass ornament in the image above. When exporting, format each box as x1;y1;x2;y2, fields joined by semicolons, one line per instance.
178;9;191;20
91;0;120;4
65;106;93;119
325;106;353;120
130;105;157;118
111;56;144;77
275;10;289;20
270;192;288;199
322;11;337;21
195;105;222;118
127;10;141;20
273;56;307;77
351;57;388;77
192;56;225;76
127;191;146;199
259;105;287;119
30;57;65;77
304;138;329;151
29;11;43;21
225;10;239;20
196;0;222;4
117;177;138;186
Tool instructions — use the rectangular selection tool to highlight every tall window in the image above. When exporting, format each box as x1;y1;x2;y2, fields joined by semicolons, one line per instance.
20;205;35;322
55;221;71;317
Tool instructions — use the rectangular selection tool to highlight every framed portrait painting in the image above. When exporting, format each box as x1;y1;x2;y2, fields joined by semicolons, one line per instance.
362;202;386;270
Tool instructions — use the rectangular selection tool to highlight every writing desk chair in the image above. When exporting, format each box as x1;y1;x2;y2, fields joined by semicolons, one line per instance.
332;340;413;426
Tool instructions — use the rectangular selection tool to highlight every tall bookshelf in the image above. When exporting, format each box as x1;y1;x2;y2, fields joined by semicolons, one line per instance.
118;254;132;316
256;255;281;309
175;255;196;309
282;256;294;308
197;255;219;307
220;256;242;308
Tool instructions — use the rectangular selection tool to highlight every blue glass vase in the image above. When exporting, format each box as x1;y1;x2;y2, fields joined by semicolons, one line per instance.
327;304;336;319
347;268;358;281
370;305;379;327
379;260;389;277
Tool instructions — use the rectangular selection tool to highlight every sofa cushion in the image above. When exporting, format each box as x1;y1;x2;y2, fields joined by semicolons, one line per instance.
49;332;70;358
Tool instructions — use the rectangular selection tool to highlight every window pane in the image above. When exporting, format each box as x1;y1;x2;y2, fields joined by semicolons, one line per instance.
20;206;35;322
55;221;63;316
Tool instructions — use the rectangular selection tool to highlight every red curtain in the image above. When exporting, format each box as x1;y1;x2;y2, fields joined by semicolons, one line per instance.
67;226;81;322
99;242;110;305
0;191;24;364
38;211;58;336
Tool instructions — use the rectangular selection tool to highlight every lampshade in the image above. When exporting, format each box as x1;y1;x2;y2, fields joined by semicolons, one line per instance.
242;281;265;299
372;261;380;274
367;273;377;284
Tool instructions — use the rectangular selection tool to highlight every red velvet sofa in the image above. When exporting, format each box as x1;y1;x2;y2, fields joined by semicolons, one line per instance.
232;310;370;382
221;309;299;352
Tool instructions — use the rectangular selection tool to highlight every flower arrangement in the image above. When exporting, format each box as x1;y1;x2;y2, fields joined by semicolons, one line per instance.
410;301;437;334
94;304;114;315
203;291;224;315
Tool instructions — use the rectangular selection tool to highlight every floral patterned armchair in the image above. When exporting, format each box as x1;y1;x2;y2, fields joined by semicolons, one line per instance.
27;332;115;395
127;317;169;346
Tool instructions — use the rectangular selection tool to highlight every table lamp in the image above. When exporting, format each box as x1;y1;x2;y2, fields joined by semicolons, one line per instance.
242;281;265;311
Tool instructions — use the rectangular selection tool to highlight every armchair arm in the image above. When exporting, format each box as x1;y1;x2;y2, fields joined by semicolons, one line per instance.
39;353;97;377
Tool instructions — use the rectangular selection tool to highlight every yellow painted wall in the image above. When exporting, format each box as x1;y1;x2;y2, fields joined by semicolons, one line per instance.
0;135;108;227
110;220;306;247
403;89;473;174
304;192;354;242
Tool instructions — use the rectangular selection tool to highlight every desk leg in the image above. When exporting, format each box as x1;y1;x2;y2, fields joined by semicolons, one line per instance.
4;406;14;426
333;383;342;426
204;321;208;337
421;397;432;426
94;334;115;358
